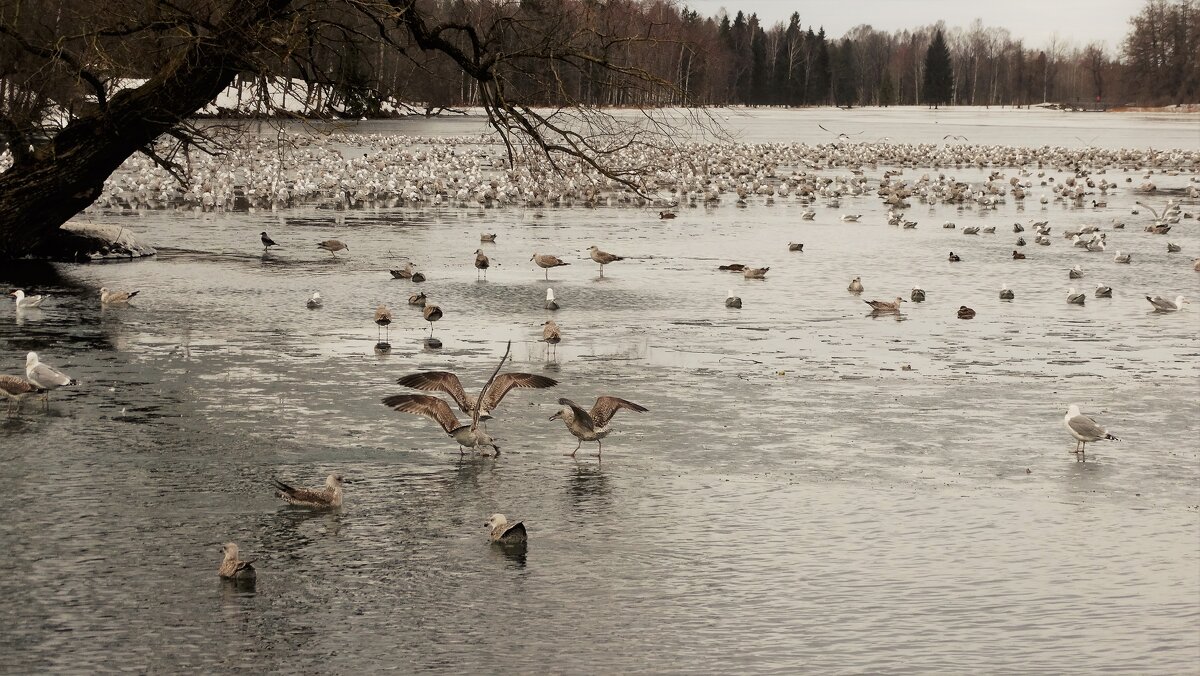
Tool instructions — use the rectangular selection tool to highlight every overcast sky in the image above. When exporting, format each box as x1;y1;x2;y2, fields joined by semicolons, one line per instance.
684;0;1138;51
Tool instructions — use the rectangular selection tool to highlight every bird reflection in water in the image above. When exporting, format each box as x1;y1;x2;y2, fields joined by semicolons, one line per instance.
488;539;528;569
567;463;612;511
867;309;906;322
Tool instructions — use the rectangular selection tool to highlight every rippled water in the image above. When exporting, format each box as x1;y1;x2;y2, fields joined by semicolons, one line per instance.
2;110;1198;673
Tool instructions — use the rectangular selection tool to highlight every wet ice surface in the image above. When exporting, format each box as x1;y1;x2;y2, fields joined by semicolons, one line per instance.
2;111;1199;673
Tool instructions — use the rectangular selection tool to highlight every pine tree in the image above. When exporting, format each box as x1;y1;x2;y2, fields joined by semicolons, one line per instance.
923;29;954;108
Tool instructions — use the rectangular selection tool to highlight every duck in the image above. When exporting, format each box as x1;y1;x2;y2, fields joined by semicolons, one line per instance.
788;242;804;252
948;252;961;262
1012;250;1025;260
725;290;742;308
272;474;345;509
658;211;676;219
549;396;649;458
486;514;527;544
957;305;976;319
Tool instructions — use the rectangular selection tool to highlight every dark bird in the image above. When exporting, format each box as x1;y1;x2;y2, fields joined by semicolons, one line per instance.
788;242;804;252
487;514;527;544
957;306;976;319
1012;250;1026;260
948;251;961;262
474;249;491;279
260;231;279;251
423;304;442;335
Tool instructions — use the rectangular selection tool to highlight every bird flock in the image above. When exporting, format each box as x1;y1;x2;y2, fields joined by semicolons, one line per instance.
5;129;1197;583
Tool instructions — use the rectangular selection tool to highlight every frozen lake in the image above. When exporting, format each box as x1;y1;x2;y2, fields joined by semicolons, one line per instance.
1;108;1198;673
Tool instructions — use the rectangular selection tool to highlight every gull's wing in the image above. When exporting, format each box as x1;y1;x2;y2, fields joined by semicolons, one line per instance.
1067;413;1106;441
558;398;595;431
382;394;461;433
0;375;42;396
481;372;558;412
397;372;472;413
272;479;334;507
29;362;74;387
590;397;649;428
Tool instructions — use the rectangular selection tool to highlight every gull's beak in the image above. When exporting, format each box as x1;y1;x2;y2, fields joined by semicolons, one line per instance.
549;411;562;421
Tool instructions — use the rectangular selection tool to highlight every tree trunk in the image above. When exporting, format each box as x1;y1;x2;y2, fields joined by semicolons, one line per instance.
0;0;291;259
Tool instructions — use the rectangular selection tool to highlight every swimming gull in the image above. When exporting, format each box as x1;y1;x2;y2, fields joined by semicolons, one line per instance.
0;375;45;415
1094;284;1112;299
306;292;323;309
725;290;742;308
530;252;570;280
588;246;624;275
317;239;348;256
9;290;46;309
999;284;1015;300
545;288;559;311
1113;251;1131;264
273;474;345;509
1069;265;1083;279
100;287;139;305
549;396;649;458
25;352;76;409
801;210;816;220
1145;295;1188;312
480;232;497;242
1167;242;1181;253
1063;404;1118;461
847;277;864;295
910;286;925;302
865;297;905;312
486;514;528;544
1066;287;1086;305
408;291;427;307
659;211;676;219
840;214;861;222
957;306;976;319
218;542;256;581
743;266;769;279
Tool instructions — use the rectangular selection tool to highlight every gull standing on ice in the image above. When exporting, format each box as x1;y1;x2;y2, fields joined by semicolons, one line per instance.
530;252;570;280
1063;404;1118;461
25;352;76;409
550;396;649;458
588;246;624;276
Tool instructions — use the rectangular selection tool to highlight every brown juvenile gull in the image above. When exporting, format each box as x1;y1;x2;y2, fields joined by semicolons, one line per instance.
317;239;348;256
9;290;46;309
480;232;497;243
957;305;976;319
390;262;417;279
1063;403;1118;461
848;277;864;295
545;288;559;311
374;304;393;342
218;542;257;581
550;396;649;458
100;287;140;305
542;320;562;358
408;291;427;307
743;266;769;279
487;514;527;544
382;394;500;455
422;304;442;335
1145;295;1188;312
530;252;570;280
474;249;491;279
1066;287;1086;305
396;370;557;419
272;474;344;509
588;245;624;276
719;264;747;272
0;375;45;415
865;296;905;312
25;352;76;409
725;290;742;308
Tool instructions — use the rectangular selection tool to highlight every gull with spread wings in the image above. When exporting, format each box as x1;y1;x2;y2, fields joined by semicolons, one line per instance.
549;396;649;459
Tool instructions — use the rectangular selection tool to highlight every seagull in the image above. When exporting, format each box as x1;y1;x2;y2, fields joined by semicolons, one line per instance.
474;249;490;279
530;252;570;279
840;214;862;222
865;297;905;312
486;514;527;544
957;305;976;319
260;231;279;251
788;242;804;252
1167;242;1181;253
1095;284;1113;298
382;394;500;455
273;474;345;509
1145;295;1188;312
1113;250;1131;264
1069;265;1084;279
1000;284;1015;300
422;304;442;336
25;352;76;409
100;287;139;305
549;396;649;458
374;304;392;342
910;286;925;302
545;288;559;311
9;290;46;308
819;124;864;140
1015;237;1026;246
725;290;742;308
943;134;969;141
480;232;497;242
1066;287;1086;305
948;252;961;262
801;210;816;220
542;320;561;358
588;245;624;276
0;375;45;415
306;292;323;309
408;291;427;307
218;542;256;581
1063;404;1118;461
743;267;769;279
390;262;417;280
848;277;864;294
317;239;348;256
395;370;557;419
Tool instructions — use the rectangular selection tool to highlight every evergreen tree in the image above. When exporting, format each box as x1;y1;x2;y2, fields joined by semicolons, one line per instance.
879;75;896;106
811;28;832;105
923;29;954;107
833;38;857;107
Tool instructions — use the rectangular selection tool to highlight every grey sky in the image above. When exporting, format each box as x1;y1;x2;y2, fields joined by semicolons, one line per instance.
684;0;1138;51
